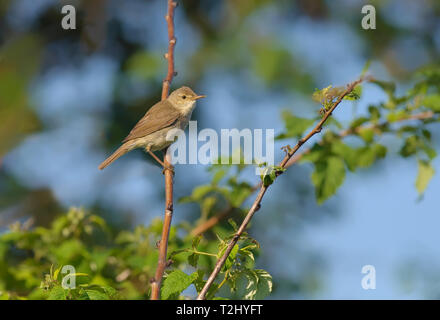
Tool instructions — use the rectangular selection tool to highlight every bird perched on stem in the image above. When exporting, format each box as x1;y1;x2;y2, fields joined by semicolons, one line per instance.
98;86;205;171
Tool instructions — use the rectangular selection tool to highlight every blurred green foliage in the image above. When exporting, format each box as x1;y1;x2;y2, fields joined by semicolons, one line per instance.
0;35;42;157
0;207;267;300
276;68;440;203
0;164;269;300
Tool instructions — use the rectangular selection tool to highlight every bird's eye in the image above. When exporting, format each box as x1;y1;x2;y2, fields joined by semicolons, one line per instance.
182;95;186;99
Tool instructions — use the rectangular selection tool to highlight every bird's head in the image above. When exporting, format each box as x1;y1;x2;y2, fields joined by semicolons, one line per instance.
168;86;206;111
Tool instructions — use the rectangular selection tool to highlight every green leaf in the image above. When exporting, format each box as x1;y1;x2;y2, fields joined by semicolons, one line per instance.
0;292;10;300
422;94;440;112
422;129;431;141
223;244;239;271
261;172;275;187
212;169;227;185
240;269;273;300
51;239;87;264
49;264;54;279
228;218;238;231
161;270;198;300
349;117;370;129
69;273;89;278
333;141;386;172
101;286;118;298
276;110;315;139
356;144;387;168
192;270;206;294
358;127;375;143
260;167;277;187
242;270;258;300
188;253;199;268
368;105;381;122
312;85;343;109
228;184;252;207
179;185;215;203
399;135;436;160
192;235;202;249
126;51;160;80
373;144;387;158
387;110;408;122
331;141;357;171
239;247;256;268
326;117;343;129
253;45;292;85
400;135;420;157
423;145;437;160
253;269;273;299
344;85;362;100
48;286;67;300
416;160;435;195
85;289;109;300
301;144;326;163
201;196;217;216
311;157;346;204
205;283;220;300
361;60;371;76
191;185;214;200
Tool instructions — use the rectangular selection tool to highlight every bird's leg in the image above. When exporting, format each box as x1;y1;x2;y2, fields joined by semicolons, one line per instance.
146;149;174;175
161;149;175;176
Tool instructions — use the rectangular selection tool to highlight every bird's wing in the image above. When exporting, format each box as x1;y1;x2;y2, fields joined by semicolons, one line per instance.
123;99;180;142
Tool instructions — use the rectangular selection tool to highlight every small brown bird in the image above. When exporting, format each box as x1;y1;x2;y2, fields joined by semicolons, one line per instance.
98;86;205;170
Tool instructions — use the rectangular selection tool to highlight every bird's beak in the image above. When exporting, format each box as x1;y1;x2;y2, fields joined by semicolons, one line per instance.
192;95;206;100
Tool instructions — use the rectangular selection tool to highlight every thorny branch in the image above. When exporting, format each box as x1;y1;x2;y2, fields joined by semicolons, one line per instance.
196;77;367;300
284;110;436;167
190;109;436;237
150;0;178;301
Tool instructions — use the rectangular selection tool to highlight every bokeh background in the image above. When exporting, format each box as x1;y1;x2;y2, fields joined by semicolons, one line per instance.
1;0;440;299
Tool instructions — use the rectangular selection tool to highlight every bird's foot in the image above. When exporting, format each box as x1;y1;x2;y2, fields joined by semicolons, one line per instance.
147;149;174;175
162;165;175;176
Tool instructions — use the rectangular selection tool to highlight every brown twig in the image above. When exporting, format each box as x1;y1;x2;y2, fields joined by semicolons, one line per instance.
190;207;235;237
196;78;365;300
161;1;177;100
284;110;436;168
190;184;260;237
150;0;177;301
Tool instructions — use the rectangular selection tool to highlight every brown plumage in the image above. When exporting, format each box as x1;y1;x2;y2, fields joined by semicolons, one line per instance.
99;86;205;170
122;99;180;142
98;145;129;170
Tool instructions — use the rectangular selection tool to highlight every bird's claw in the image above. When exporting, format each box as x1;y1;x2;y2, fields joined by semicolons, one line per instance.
162;166;175;176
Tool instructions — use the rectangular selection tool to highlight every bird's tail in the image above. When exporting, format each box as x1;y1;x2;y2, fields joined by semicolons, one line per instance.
98;144;130;170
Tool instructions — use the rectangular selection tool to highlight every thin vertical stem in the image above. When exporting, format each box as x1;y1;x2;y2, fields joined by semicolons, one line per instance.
150;0;177;300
